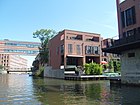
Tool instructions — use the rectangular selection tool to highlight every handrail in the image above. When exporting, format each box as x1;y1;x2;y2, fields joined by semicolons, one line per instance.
113;33;140;47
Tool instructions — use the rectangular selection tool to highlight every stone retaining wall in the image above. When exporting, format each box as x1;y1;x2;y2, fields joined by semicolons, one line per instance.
44;66;64;79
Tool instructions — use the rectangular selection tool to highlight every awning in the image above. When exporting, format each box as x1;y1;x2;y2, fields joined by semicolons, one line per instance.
67;55;83;57
100;61;108;64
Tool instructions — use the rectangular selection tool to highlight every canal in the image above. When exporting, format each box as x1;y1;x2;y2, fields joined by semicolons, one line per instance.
0;74;140;105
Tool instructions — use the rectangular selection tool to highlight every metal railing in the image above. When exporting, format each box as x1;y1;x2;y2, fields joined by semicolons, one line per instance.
113;33;140;47
8;68;31;71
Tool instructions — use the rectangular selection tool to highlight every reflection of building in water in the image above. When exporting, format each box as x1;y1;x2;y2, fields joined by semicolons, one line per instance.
0;53;27;71
0;74;9;87
41;80;111;105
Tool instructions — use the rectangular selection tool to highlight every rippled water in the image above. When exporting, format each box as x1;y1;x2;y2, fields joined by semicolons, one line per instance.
0;74;140;105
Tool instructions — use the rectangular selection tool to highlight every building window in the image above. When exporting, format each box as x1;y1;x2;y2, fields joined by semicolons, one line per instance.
4;49;39;54
103;52;107;56
121;11;125;28
127;29;136;36
68;44;72;54
93;37;99;42
85;46;92;54
76;45;81;54
121;6;136;28
60;45;64;54
104;58;107;61
125;6;136;26
94;46;99;54
128;53;135;58
66;36;69;39
67;34;83;40
85;46;100;55
86;37;99;42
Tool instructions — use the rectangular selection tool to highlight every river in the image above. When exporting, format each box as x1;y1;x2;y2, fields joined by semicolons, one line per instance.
0;74;140;105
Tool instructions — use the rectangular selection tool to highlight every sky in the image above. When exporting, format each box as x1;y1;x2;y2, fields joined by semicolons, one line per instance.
0;0;118;42
0;0;118;67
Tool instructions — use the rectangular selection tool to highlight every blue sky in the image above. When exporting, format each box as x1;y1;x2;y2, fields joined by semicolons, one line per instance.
0;0;118;42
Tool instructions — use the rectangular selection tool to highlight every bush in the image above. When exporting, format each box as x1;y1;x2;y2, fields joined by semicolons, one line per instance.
84;63;103;75
94;64;103;75
89;63;96;74
84;63;90;75
35;66;44;77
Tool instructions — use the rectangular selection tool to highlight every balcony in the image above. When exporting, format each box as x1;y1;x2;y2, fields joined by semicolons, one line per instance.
85;37;99;42
102;33;140;54
67;35;83;41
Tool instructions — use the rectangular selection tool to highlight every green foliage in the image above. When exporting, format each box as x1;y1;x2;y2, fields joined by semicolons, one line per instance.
33;29;57;65
33;29;56;44
115;61;121;72
108;60;114;70
94;64;103;75
84;63;103;75
36;66;44;77
84;63;90;75
106;60;121;73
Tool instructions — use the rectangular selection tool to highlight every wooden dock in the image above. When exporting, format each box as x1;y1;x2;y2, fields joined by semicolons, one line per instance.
64;75;107;80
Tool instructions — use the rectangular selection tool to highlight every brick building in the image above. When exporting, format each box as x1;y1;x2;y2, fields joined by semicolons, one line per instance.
103;0;140;85
101;38;120;62
49;29;101;69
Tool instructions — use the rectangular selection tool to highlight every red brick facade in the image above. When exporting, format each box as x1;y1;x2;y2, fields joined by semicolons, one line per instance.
49;29;101;69
116;0;140;39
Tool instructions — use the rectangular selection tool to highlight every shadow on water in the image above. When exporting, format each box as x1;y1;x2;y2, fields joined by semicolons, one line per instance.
110;84;140;105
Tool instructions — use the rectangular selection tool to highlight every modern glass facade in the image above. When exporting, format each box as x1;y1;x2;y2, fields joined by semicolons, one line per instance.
0;39;40;55
5;42;40;48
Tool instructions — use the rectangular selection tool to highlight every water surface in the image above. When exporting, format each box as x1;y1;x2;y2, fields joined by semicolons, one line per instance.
0;74;140;105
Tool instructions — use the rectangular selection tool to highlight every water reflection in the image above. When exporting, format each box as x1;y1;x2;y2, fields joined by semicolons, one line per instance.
0;74;140;105
0;74;41;105
32;77;117;105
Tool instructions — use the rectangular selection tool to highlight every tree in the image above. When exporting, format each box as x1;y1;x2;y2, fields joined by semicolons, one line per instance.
33;29;57;65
